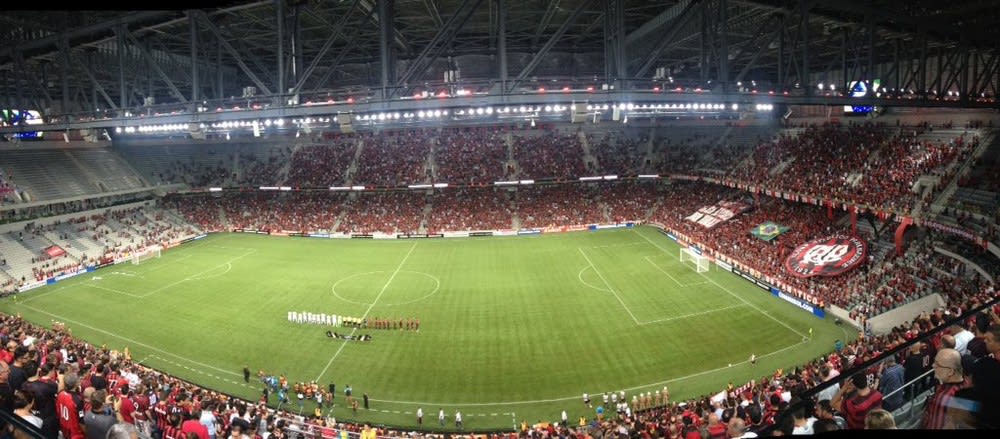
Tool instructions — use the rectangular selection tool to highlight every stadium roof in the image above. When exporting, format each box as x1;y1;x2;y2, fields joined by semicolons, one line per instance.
1;1;997;130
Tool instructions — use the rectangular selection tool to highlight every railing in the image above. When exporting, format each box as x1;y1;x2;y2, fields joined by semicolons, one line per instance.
758;296;1000;434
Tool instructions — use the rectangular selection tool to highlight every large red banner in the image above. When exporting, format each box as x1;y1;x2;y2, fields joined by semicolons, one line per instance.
784;234;867;278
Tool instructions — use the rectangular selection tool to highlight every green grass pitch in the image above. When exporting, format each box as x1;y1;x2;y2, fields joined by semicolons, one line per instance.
1;226;855;431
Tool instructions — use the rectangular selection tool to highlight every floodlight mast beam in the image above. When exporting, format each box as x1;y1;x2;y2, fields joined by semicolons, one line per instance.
634;0;700;79
194;10;273;96
276;0;285;100
121;27;188;104
509;0;597;93
379;0;395;100
291;0;362;96
800;0;810;97
497;0;508;89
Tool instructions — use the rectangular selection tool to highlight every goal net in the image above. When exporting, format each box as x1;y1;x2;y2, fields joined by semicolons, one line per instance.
131;246;163;265
679;247;710;273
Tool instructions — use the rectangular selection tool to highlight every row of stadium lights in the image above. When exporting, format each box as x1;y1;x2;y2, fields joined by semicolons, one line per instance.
114;102;775;134
116;118;330;134
356;103;774;123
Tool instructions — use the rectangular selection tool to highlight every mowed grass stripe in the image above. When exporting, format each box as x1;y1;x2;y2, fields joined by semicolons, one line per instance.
2;228;852;431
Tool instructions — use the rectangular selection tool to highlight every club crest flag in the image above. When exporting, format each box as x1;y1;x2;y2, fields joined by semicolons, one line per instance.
784;234;867;278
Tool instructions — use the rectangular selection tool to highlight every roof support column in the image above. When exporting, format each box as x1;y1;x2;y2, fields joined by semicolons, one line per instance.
189;11;200;104
379;0;396;99
497;0;508;90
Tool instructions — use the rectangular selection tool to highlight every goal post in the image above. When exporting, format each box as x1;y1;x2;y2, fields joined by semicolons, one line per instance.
679;247;710;273
131;245;163;265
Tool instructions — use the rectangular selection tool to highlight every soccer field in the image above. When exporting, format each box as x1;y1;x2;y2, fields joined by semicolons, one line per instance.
2;226;855;431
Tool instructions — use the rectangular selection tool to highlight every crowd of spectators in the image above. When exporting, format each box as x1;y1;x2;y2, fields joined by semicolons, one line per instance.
236;147;293;187
586;133;648;176
723;122;976;216
0;168;19;205
336;191;426;235
652;128;766;175
513;185;604;229
353;131;432;187
164;196;228;233
511;130;586;181
644;180;993;324
426;189;513;232
599;182;659;223
432;126;511;185
285;138;358;187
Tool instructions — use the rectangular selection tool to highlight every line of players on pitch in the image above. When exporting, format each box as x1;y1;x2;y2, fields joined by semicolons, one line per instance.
287;312;419;330
583;386;670;418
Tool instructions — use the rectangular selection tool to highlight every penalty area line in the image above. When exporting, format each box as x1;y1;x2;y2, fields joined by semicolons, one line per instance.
578;248;640;324
632;229;806;339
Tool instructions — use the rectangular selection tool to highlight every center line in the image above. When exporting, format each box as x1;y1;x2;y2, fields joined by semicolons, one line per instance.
315;242;419;380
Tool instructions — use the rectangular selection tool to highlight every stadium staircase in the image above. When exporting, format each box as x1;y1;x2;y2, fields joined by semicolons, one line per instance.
232;149;243;185
418;201;432;234
0;233;44;281
842;214;898;269
102;216;144;247
217;207;231;230
642;128;656;173
106;148;152;187
41;229;91;262
423;135;438;184
427;134;440;181
578;131;599;172
504;131;516;179
931;128;998;212
0;149;93;201
119;145;173;185
275;148;293;185
0;231;80;282
62;150;109;192
0;266;15;287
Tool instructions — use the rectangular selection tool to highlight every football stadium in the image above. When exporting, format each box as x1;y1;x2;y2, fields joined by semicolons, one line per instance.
1;1;999;437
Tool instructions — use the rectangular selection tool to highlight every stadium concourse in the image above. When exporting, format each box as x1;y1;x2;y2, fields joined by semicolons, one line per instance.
1;117;1000;436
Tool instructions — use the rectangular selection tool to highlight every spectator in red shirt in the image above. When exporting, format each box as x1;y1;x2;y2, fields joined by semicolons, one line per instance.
182;409;211;439
831;373;883;430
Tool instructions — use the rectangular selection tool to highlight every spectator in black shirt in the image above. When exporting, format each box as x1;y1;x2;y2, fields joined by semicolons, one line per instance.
8;347;31;395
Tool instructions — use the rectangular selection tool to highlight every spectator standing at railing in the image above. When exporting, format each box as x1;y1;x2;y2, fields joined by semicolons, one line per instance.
921;348;965;429
966;323;1000;429
876;357;905;412
831;373;882;430
953;320;975;356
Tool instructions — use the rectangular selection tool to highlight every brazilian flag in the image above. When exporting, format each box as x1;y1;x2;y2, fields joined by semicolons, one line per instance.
751;221;790;241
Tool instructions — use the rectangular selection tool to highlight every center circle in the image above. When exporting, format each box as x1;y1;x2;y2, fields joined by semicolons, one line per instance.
331;270;440;306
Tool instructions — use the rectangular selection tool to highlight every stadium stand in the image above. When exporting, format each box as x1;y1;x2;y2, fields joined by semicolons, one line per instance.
285;137;359;187
432;126;512;184
337;191;427;235
511;128;587;181
0;149;100;201
1;118;999;436
426;188;513;232
353;130;433;187
513;184;604;229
